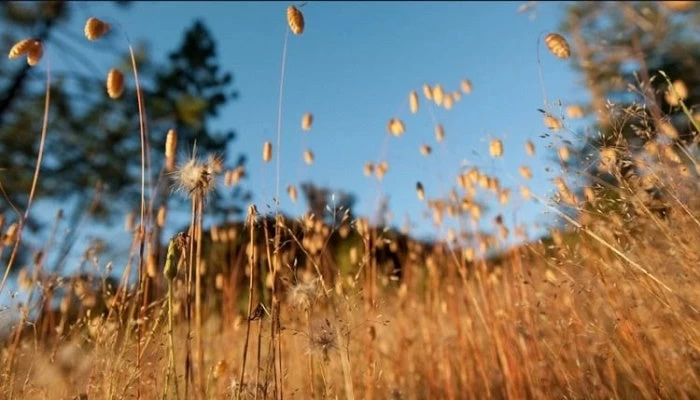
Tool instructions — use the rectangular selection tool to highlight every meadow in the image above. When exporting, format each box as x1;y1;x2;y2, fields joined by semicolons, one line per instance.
1;3;699;399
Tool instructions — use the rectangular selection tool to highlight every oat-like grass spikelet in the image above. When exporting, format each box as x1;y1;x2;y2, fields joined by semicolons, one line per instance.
489;139;503;158
388;118;405;137
435;124;445;143
460;79;472;94
443;94;454;110
303;149;314;165
302;112;313;131
263;141;273;162
544;33;570;59
287;5;305;35
558;146;570;161
106;68;125;99
409;91;419;114
84;17;110;40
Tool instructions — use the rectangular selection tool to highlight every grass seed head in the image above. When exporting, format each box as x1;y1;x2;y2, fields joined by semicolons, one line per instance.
287;5;305;35
263;141;273;162
435;124;445;143
661;1;696;12
489;139;503;158
302;112;313;131
525;140;535;156
544;33;570;59
566;104;584;119
287;184;298;202
422;84;433;100
156;206;167;228
544;114;562;131
106;69;125;99
165;129;177;171
304;149;315;165
26;41;43;66
364;162;374;177
519;165;532;179
443;94;454;110
388;118;405;137
8;38;35;59
433;84;445;106
460;79;472;94
416;182;425;201
420;144;432;156
664;80;688;106
84;17;110;41
409;91;419;114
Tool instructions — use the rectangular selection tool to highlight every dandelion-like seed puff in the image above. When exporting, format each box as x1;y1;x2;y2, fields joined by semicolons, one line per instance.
172;149;218;199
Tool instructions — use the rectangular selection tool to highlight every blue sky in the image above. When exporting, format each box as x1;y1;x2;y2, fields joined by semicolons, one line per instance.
4;2;593;308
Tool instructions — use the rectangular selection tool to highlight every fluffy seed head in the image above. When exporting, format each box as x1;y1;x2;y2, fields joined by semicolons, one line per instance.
287;5;305;35
84;17;110;40
489;139;503;158
172;152;216;198
263;141;273;162
388;118;405;137
409;91;419;114
544;33;570;59
301;112;313;131
106;69;125;99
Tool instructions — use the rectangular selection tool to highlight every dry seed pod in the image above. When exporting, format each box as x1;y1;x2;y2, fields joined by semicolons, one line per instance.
416;182;425;201
422;84;433;100
433;84;444;106
566;104;584;119
287;5;305;35
262;141;272;162
8;38;35;59
301;112;313;131
420;144;432;156
544;114;562;131
388;118;405;137
489;139;503;158
287;185;298;202
26;42;43;66
106;69;125;99
363;162;374;177
303;149;314;165
460;79;472;94
525;140;535;156
435;124;445;143
165;129;177;171
519;165;532;180
664;80;688;106
544;33;570;59
84;17;110;41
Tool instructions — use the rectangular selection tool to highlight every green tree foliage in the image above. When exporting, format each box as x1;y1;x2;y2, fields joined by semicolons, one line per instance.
0;2;250;231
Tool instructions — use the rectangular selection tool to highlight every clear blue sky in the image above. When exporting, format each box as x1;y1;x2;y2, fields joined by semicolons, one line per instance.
7;2;592;308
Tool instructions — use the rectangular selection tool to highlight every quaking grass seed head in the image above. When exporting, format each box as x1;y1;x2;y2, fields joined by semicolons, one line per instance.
302;112;313;131
287;5;305;35
84;17;110;41
544;33;570;59
263;141;273;162
107;68;125;99
409;91;419;114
